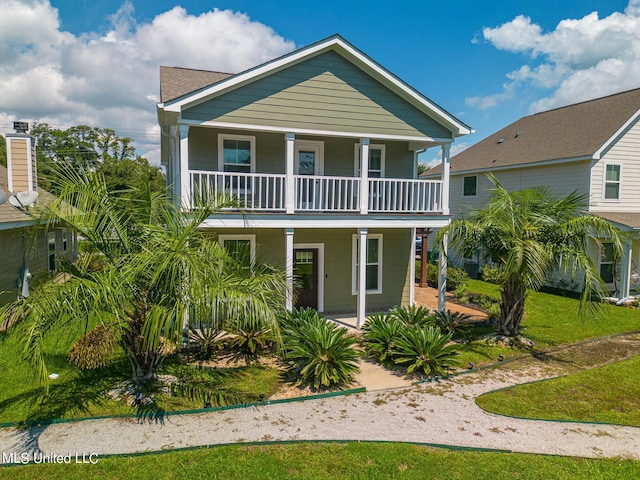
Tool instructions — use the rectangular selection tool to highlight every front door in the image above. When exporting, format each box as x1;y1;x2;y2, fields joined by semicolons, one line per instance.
294;248;318;309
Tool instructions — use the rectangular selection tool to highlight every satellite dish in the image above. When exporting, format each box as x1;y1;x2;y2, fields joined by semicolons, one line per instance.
9;190;39;208
0;188;7;205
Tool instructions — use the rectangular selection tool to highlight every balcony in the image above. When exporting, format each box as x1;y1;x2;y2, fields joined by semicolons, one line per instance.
189;170;443;214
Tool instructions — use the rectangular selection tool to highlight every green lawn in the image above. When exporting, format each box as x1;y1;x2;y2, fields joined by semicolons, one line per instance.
0;331;282;425
477;353;640;426
1;443;639;480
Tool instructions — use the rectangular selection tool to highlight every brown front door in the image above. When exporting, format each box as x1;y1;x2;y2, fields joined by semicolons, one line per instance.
294;248;318;309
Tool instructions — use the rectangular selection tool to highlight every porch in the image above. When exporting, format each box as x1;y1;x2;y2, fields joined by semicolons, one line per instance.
189;170;444;214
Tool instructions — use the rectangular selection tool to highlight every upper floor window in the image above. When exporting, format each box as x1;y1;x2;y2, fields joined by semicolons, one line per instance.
354;144;385;178
603;164;621;200
218;134;255;173
463;175;477;197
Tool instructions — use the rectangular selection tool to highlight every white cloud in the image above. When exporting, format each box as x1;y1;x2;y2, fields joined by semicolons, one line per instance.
466;1;640;113
0;1;295;163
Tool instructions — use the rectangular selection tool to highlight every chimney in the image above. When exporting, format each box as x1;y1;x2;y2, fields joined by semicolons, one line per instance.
6;122;37;192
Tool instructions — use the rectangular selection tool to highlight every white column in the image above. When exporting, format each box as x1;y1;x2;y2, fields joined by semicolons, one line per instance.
619;240;633;299
359;138;370;215
441;143;451;215
410;227;417;305
179;125;191;209
285;133;295;214
357;227;368;328
438;231;448;312
285;228;295;311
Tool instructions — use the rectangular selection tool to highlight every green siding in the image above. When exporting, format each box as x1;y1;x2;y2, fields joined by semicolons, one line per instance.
189;128;416;179
205;227;412;313
183;51;452;139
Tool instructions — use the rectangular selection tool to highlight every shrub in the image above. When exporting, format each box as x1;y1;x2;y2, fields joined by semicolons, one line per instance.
362;312;404;362
68;323;119;370
391;325;458;376
282;309;360;388
189;326;228;360
388;304;434;327
431;310;472;337
481;264;504;285
427;265;468;291
226;316;276;362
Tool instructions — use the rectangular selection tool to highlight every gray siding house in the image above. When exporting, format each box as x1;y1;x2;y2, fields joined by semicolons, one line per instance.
157;35;473;326
0;130;76;306
425;88;640;300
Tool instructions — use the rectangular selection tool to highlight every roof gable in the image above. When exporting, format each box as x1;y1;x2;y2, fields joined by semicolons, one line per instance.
428;87;640;175
158;35;472;137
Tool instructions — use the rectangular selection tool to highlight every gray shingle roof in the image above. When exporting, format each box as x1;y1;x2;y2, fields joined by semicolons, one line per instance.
591;212;640;230
0;165;56;226
160;66;233;103
427;87;640;175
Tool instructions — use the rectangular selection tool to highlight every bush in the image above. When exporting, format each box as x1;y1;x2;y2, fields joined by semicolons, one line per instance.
480;264;504;285
226;316;276;362
431;310;472;337
427;265;468;291
282;308;360;388
362;312;404;362
388;304;434;327
189;326;228;361
391;325;458;376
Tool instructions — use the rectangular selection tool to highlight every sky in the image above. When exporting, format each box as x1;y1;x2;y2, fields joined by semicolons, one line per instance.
1;0;639;166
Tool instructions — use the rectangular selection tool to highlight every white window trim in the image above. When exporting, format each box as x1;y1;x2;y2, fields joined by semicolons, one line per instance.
217;134;256;173
598;241;616;287
351;233;383;295
218;234;256;262
294;243;325;312
354;143;386;178
462;175;478;197
62;230;68;253
602;162;622;202
47;232;56;272
294;140;324;175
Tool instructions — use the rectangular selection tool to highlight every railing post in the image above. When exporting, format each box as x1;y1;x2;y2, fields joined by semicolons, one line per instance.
285;133;295;214
359;138;369;215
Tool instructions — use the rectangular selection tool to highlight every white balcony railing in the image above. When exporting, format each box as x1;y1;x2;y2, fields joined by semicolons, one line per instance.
189;170;443;214
294;175;360;212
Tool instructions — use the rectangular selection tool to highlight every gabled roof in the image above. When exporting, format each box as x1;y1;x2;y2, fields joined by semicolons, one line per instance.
0;165;56;229
159;66;233;103
591;212;640;230
427;87;640;175
158;34;472;137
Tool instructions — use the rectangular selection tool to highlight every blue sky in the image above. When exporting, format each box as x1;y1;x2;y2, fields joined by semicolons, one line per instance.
1;0;638;164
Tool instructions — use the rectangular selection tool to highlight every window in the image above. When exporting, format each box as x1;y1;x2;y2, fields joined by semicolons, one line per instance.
603;164;621;200
354;144;385;178
218;234;256;265
352;234;383;294
463;175;477;197
218;134;255;173
599;242;616;284
47;232;56;272
62;230;68;253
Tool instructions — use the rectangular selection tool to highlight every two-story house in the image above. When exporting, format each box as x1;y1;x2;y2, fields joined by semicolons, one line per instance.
425;88;640;301
156;35;472;327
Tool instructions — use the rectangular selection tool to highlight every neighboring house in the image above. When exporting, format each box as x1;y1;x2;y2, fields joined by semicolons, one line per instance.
425;88;640;300
0;127;77;306
156;35;473;326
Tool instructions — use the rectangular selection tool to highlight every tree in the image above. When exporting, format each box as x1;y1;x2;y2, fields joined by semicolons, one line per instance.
0;135;6;167
0;164;288;385
30;123;164;196
440;174;623;337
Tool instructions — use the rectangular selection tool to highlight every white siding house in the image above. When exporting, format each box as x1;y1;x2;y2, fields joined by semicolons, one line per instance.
425;88;640;300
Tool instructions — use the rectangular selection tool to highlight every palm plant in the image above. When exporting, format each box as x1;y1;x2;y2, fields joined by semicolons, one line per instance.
387;304;434;327
0;164;288;386
362;312;404;362
282;310;360;388
392;326;458;376
440;173;624;337
431;310;472;337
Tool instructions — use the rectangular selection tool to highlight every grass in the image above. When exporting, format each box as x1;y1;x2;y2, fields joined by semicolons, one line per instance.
2;442;640;479
0;330;283;425
477;353;640;426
